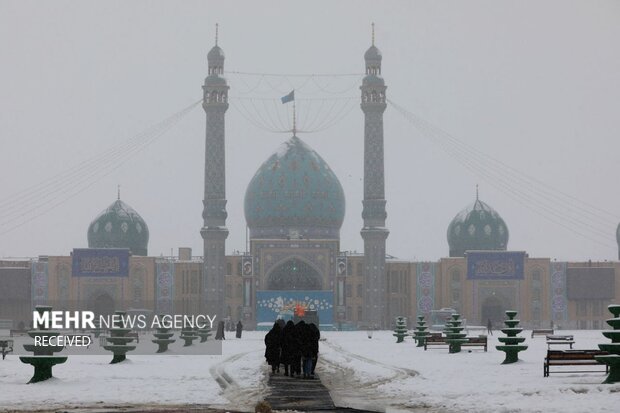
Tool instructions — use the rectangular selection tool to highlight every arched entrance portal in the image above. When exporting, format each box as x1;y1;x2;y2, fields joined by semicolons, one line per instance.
89;292;115;317
266;258;322;290
481;295;505;326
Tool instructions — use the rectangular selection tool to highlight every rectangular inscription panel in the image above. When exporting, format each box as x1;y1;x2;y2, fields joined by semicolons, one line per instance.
72;248;130;277
467;251;525;280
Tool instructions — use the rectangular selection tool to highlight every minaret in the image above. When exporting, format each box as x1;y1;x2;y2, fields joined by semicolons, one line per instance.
201;24;229;318
360;23;389;329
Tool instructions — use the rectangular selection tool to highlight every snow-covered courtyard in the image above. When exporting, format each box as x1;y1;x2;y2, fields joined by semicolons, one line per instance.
1;330;618;412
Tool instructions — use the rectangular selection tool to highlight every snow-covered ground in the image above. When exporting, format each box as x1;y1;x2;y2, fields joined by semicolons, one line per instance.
0;330;618;412
0;334;267;412
320;329;620;413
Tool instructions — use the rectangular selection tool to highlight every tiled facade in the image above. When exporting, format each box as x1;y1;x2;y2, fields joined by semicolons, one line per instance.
3;253;617;330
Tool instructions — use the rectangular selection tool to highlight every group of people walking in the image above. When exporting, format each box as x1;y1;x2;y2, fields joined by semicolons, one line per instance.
264;319;320;379
214;320;243;340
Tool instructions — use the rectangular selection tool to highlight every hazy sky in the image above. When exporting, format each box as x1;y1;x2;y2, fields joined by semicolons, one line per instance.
1;0;619;262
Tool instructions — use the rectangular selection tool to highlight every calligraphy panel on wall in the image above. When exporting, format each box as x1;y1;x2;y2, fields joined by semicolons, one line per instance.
156;260;175;314
72;248;129;277
467;251;525;280
416;262;435;316
31;260;48;307
550;262;568;321
241;256;253;276
337;256;347;276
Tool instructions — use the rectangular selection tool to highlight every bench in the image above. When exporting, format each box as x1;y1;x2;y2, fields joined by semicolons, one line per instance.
9;329;27;337
0;339;14;360
546;335;574;349
424;335;487;351
462;336;488;352
532;329;554;338
424;334;448;350
544;350;610;377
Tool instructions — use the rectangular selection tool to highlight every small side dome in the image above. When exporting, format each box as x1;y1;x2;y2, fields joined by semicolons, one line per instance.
447;196;509;257
87;199;149;256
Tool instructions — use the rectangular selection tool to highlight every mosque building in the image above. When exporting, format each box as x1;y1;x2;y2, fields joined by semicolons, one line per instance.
1;32;620;331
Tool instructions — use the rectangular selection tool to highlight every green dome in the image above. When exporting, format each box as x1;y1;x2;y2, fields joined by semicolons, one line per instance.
87;199;149;256
244;136;345;239
447;197;508;257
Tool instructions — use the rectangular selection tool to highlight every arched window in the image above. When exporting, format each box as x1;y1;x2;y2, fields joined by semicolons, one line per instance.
266;258;322;290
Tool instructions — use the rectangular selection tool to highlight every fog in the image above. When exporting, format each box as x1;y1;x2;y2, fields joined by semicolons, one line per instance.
1;0;619;261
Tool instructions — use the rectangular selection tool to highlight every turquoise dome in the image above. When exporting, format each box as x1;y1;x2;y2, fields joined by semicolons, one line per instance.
244;136;345;239
87;199;149;256
447;197;509;257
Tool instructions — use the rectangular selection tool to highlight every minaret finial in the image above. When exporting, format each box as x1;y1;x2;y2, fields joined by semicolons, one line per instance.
215;23;219;46
117;184;121;200
371;22;375;46
476;184;479;201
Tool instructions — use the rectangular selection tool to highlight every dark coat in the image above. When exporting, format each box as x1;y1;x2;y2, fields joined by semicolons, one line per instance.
281;320;300;364
308;323;320;357
236;321;243;338
215;321;225;340
297;321;314;358
264;322;281;365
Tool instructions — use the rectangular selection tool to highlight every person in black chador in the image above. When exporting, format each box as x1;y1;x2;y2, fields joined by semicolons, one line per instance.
264;321;282;374
308;323;320;378
215;320;226;340
275;319;286;372
236;321;243;338
297;320;315;379
281;320;301;377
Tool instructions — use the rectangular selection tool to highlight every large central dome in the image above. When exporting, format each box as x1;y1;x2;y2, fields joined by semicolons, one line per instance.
244;136;345;239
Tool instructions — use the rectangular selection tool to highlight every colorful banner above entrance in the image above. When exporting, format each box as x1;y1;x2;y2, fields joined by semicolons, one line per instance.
71;248;129;277
466;251;525;280
256;290;333;329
